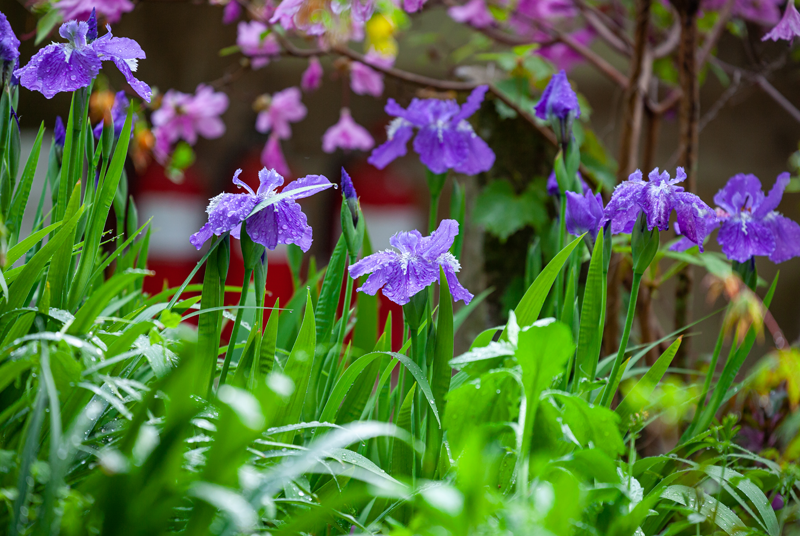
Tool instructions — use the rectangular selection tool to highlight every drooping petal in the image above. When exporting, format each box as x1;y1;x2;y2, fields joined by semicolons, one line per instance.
639;174;675;231
673;192;713;249
0;11;20;65
381;256;439;305
763;212;800;263
109;55;151;102
243;204;279;250
350;61;384;97
419;219;459;261
190;223;214;250
412;124;468;174
358;262;403;297
15;44;101;99
322;108;374;153
274;200;314;251
452;126;495;175
191;192;257;250
281;174;334;199
439;253;473;304
367;120;414;169
753;172;790;219
670;210;720;252
448;0;494;28
717;216;776;263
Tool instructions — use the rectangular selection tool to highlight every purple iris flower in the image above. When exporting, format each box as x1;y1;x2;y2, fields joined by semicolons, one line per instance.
565;190;604;240
93;90;133;139
54;116;66;147
14;12;150;102
534;70;580;144
546;169;588;198
348;219;473;305
341;166;357;201
604;167;713;250
368;85;495;175
672;173;800;263
0;11;19;73
190;167;333;251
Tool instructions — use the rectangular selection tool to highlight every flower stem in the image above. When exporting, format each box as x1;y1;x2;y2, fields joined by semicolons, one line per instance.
218;267;252;388
599;271;642;407
555;196;567;318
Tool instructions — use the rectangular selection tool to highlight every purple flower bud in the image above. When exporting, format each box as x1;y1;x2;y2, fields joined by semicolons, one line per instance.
341;167;358;201
771;493;784;510
222;0;242;24
54;116;66;148
87;8;98;43
762;1;800;42
534;70;580;144
349;219;473;305
565;190;604;241
546;169;589;198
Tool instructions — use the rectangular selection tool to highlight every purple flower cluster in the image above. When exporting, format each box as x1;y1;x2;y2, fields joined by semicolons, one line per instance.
14;12;150;102
368;85;495;175
191;168;333;251
672;173;800;263
604;167;713;250
349;219;473;305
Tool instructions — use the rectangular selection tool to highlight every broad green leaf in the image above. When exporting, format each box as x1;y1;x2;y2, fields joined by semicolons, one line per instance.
552;392;625;458
250;298;280;391
472;180;546;241
315;235;347;345
8;123;45;242
47;181;83;309
0;201;84;324
574;228;605;390
5;221;63;267
69;107;134;309
196;243;225;396
67;270;149;335
352;232;377;354
502;235;582;340
265;291;316;443
660;485;746;536
616;337;681;427
391;383;416;478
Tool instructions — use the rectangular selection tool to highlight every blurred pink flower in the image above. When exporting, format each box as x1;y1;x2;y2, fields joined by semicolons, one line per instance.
403;0;427;12
55;0;134;24
222;1;242;24
448;0;494;28
151;84;229;162
322;108;374;153
256;87;307;139
261;134;291;176
703;0;782;25
350;62;383;97
762;0;800;40
237;21;281;69
536;28;594;71
301;56;323;91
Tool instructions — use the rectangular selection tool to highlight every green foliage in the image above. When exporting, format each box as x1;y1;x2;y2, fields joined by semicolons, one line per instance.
472;180;547;241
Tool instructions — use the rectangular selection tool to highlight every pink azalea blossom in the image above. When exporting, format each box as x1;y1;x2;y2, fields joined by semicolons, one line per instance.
703;0;782;25
256;87;307;139
403;0;427;12
322;108;374;153
151;84;229;162
55;0;134;24
762;0;800;40
448;0;494;28
537;28;594;72
261;134;291;177
301;56;323;91
237;21;281;69
223;1;242;23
